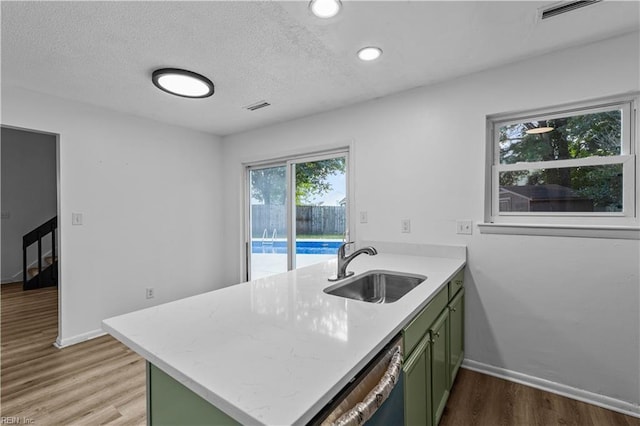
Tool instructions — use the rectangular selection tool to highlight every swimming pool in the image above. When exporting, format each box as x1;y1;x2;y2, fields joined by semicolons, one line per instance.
251;240;342;255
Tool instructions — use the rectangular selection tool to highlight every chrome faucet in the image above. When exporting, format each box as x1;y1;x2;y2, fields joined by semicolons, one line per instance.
329;242;377;281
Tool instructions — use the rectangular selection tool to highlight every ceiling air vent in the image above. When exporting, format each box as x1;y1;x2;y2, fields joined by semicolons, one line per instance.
540;1;602;20
244;100;271;111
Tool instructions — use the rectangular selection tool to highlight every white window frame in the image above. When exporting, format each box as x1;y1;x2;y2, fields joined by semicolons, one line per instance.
480;93;640;239
242;146;353;281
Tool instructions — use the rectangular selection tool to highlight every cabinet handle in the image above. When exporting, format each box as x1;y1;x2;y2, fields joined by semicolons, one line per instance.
450;307;457;312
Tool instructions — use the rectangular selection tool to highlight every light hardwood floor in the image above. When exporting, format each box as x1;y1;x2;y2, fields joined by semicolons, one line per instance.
1;283;146;425
1;282;638;425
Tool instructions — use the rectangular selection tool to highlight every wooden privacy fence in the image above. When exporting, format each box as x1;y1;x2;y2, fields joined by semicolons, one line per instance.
296;205;346;235
251;205;345;237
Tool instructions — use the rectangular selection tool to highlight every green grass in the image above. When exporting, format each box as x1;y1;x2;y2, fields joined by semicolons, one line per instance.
296;234;344;240
251;233;344;240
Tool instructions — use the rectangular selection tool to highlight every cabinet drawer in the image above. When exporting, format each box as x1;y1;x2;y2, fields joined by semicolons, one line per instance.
448;269;464;300
403;287;448;356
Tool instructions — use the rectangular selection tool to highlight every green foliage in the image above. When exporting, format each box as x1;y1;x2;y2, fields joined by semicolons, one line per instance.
571;164;623;210
500;111;620;164
251;158;346;206
250;167;286;205
295;158;345;205
564;111;621;157
498;110;622;210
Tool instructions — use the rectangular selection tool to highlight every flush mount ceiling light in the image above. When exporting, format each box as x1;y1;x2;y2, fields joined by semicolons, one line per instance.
357;46;383;61
525;126;554;135
152;68;214;98
309;0;342;18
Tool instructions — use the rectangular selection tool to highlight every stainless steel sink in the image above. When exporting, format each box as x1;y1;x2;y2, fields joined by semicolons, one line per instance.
324;270;427;304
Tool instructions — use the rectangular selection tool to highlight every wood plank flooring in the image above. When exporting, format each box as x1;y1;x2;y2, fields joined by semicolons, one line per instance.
1;283;146;425
1;282;638;425
439;368;638;426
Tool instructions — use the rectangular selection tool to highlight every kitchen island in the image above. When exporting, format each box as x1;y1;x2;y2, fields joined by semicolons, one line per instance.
103;243;466;425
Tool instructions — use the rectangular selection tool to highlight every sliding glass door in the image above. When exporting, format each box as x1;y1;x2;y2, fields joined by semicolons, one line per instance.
248;165;289;278
246;152;348;280
293;156;346;271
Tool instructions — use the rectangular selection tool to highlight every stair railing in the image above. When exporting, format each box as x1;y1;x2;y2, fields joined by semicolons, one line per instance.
22;216;58;290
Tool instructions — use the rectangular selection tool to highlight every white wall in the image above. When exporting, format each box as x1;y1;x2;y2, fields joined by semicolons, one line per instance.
221;33;640;412
1;127;57;283
1;86;225;346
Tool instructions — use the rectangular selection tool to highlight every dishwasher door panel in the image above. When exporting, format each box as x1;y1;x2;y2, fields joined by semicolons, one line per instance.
313;336;404;426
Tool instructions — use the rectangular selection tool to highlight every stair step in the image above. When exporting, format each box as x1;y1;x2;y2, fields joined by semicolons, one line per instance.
26;257;57;279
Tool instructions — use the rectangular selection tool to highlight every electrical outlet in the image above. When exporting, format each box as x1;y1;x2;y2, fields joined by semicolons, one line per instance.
401;219;411;233
359;211;368;223
146;287;155;299
456;220;473;235
0;211;9;220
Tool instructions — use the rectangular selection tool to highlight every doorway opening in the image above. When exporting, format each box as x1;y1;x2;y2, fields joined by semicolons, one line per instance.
1;125;61;344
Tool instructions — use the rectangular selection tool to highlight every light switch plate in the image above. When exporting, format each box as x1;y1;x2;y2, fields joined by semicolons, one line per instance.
359;211;368;223
72;213;83;226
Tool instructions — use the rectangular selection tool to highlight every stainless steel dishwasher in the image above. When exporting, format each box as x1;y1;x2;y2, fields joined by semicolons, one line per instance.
310;335;404;426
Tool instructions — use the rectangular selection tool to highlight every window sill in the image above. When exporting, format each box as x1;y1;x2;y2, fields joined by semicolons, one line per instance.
478;223;640;240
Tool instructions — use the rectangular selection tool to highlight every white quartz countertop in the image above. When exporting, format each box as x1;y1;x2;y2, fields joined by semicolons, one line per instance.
103;246;465;425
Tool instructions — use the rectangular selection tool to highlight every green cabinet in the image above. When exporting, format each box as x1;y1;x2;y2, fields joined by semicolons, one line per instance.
402;267;465;426
430;309;449;426
403;336;432;426
448;269;464;300
448;288;464;386
147;363;239;426
403;289;448;357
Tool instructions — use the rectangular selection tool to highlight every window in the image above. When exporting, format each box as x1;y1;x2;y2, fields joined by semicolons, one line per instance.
245;150;350;280
483;94;639;238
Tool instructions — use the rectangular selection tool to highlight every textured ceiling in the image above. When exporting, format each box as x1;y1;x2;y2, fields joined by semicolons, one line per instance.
2;1;639;136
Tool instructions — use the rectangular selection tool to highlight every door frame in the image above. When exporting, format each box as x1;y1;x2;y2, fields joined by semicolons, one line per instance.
242;145;354;281
1;124;62;345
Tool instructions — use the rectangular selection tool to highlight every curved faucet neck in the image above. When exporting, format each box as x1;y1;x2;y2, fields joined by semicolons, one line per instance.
331;242;378;281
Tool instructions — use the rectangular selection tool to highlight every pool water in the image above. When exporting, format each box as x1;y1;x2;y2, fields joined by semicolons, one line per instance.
252;240;342;255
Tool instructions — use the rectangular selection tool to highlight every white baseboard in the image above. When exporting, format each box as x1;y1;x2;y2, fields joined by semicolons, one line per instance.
462;359;640;419
2;274;24;284
54;329;106;349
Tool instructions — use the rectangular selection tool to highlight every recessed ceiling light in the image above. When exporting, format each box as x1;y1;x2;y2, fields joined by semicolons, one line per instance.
525;127;554;135
152;68;214;98
309;0;342;18
357;47;383;62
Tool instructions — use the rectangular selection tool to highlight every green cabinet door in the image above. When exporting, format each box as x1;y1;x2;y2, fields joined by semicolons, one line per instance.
425;336;432;426
430;309;449;426
403;336;432;426
448;288;464;386
148;363;239;426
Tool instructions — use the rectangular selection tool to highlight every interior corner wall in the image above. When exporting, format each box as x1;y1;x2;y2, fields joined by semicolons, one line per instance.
221;32;640;411
1;127;57;283
1;86;225;345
